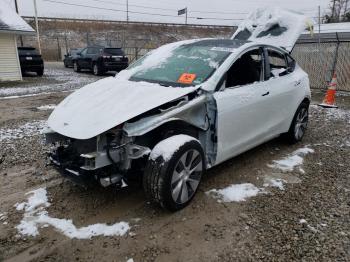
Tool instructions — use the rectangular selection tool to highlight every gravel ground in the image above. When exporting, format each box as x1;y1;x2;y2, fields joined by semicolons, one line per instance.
0;63;349;262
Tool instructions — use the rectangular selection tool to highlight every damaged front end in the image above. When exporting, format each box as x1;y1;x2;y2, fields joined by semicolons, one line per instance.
45;126;151;188
45;90;216;189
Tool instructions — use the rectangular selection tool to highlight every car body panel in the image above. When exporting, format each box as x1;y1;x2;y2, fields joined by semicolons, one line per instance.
18;47;44;73
48;77;199;140
213;46;310;165
232;7;313;52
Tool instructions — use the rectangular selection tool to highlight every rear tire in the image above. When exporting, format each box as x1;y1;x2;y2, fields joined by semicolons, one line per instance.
73;61;81;72
284;102;309;144
37;69;44;76
143;135;204;211
93;63;103;76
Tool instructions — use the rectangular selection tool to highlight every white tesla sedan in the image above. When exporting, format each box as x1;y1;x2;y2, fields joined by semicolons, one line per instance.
46;8;312;211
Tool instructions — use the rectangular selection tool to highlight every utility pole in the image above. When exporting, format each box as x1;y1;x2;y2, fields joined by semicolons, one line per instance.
33;0;41;54
331;0;336;22
318;5;321;46
185;7;188;25
126;0;129;23
14;0;24;46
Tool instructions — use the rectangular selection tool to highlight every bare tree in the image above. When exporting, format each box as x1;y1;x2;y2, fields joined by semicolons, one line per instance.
325;0;350;22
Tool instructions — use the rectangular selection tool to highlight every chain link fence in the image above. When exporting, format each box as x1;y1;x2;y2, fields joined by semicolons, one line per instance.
293;33;350;92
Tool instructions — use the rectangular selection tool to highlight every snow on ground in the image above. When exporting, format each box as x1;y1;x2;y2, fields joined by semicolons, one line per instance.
207;183;262;203
208;146;315;203
15;188;130;239
0;120;47;142
311;105;350;124
263;178;286;190
267;146;314;172
37;104;56;110
0;69;97;98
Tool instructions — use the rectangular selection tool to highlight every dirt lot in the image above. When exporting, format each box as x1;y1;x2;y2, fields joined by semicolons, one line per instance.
0;63;349;262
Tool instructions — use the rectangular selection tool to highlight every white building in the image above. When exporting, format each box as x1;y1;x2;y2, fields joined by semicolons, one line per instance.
0;1;35;82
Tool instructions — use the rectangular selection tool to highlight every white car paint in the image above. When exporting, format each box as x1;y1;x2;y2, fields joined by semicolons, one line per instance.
214;59;309;165
48;8;311;167
48;77;199;139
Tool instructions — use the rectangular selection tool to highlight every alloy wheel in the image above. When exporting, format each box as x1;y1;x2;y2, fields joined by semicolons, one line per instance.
294;108;308;140
171;149;203;204
93;64;98;75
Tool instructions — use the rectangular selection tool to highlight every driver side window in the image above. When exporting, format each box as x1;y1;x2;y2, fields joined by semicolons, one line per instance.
80;48;87;56
225;48;263;88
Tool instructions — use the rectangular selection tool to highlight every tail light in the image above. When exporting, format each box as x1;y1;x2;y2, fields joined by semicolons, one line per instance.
102;53;111;59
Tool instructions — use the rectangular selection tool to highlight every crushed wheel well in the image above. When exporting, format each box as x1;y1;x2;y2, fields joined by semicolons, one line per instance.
134;120;200;150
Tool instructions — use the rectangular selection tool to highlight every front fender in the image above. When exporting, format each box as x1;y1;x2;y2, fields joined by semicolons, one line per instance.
123;95;208;137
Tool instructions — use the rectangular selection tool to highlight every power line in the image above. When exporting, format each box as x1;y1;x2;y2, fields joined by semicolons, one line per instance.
85;0;249;15
42;0;244;21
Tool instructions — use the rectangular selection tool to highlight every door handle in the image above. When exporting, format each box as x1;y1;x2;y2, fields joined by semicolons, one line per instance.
262;91;270;97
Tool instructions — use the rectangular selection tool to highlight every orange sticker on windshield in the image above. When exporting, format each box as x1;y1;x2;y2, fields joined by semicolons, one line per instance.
178;73;196;84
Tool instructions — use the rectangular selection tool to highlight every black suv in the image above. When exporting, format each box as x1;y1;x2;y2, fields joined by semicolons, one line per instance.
73;46;129;75
63;48;83;68
18;47;44;76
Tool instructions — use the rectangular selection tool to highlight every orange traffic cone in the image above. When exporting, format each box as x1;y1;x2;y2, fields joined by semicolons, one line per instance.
319;73;338;108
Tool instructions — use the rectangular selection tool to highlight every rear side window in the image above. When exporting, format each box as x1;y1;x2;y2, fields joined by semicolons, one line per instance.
267;49;287;77
104;48;125;56
87;48;100;54
18;48;39;56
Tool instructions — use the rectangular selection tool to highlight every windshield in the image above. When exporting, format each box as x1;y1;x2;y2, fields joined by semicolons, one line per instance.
129;42;232;87
70;49;81;55
104;48;125;55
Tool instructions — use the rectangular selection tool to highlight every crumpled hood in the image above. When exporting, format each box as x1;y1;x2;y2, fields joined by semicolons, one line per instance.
48;77;199;139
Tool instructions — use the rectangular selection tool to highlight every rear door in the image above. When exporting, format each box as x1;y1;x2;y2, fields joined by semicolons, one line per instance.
231;7;312;52
263;47;304;132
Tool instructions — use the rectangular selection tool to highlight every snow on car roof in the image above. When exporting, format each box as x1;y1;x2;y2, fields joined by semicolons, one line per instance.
0;1;35;34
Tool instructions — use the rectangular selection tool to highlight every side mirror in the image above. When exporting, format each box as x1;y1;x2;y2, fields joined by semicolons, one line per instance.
77;52;81;56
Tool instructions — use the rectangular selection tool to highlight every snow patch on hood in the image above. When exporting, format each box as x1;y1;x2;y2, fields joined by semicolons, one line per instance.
48;39;204;139
48;77;198;139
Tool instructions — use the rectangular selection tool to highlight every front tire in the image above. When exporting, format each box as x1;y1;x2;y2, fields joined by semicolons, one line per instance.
73;61;81;72
284;101;309;144
143;135;204;211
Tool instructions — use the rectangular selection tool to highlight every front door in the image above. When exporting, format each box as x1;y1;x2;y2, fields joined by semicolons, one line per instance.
214;47;276;164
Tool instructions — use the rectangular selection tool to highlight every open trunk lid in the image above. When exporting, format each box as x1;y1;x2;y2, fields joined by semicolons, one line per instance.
231;7;313;52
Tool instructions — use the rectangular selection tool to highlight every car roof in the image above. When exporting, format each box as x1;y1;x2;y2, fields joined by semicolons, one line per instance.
18;47;36;50
192;38;289;54
188;38;249;48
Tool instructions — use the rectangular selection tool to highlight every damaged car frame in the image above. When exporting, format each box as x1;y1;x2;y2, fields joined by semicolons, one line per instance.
45;8;313;211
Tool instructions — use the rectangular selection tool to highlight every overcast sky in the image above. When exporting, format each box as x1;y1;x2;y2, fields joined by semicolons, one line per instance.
6;0;330;26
